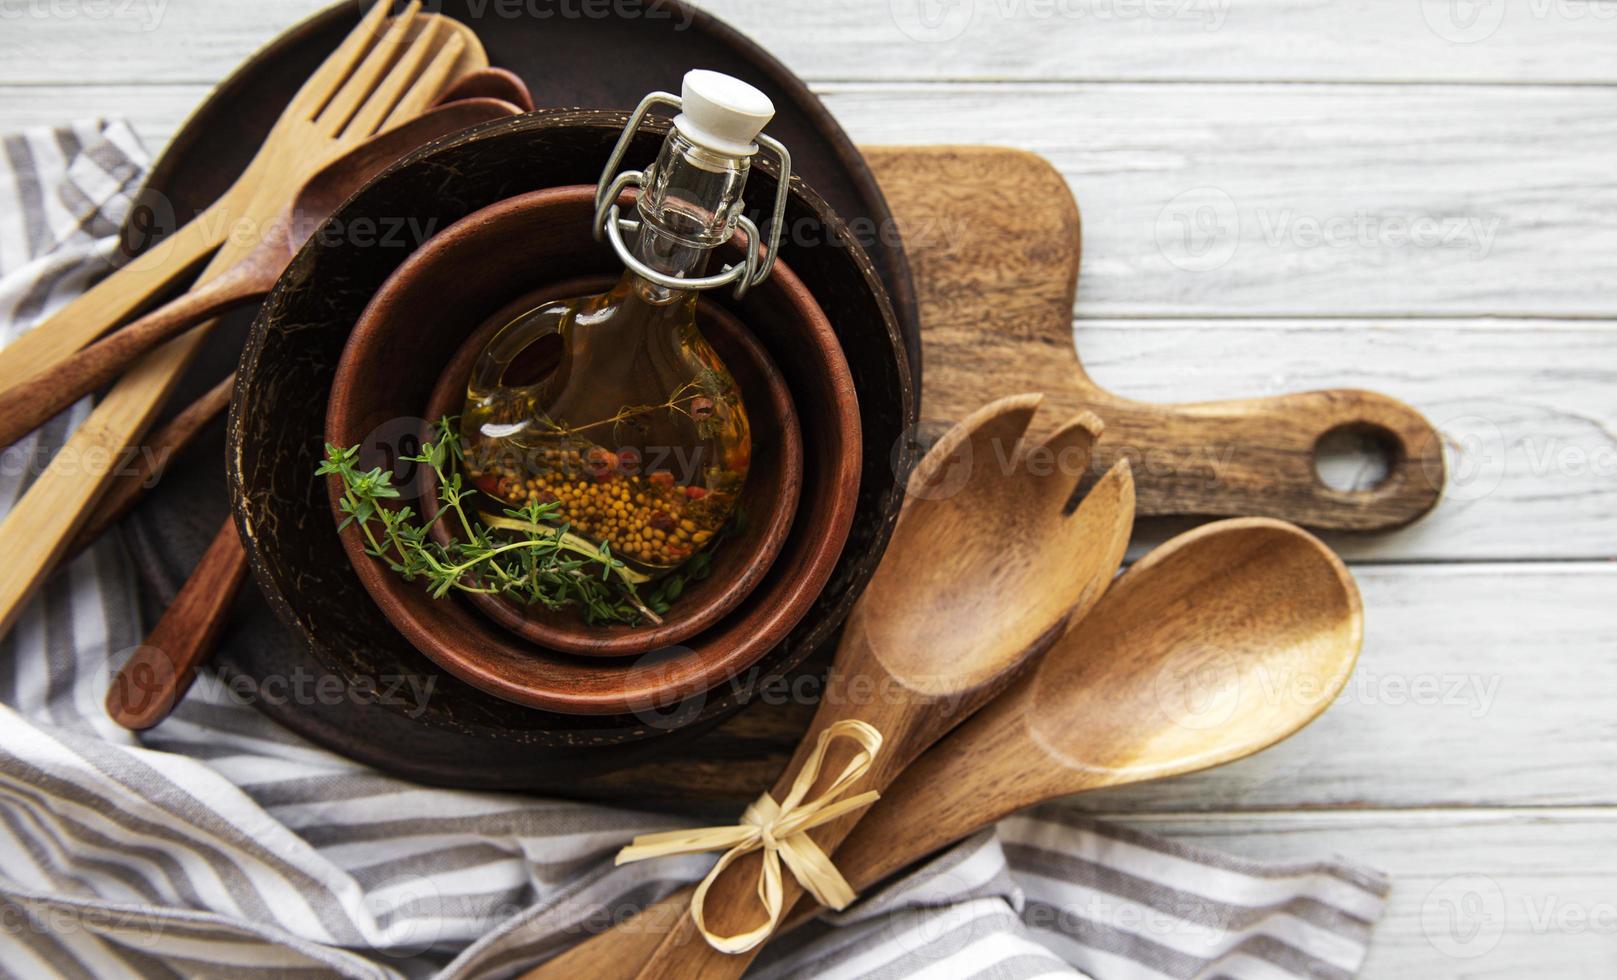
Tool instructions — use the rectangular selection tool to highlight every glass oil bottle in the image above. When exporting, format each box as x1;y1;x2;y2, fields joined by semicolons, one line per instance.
460;71;791;575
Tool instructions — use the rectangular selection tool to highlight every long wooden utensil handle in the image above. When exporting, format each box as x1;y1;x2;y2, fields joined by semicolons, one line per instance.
0;265;257;451
629;625;956;978
0;201;225;383
60;375;234;567
105;518;247;730
0;313;233;638
0;137;294;639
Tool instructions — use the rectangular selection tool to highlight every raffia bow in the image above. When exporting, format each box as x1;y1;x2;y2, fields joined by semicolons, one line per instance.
614;719;884;953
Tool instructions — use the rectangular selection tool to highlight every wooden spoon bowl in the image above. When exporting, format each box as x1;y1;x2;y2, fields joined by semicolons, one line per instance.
831;517;1363;896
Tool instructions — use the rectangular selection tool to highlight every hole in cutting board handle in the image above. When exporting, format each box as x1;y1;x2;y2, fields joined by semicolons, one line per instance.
1312;422;1403;493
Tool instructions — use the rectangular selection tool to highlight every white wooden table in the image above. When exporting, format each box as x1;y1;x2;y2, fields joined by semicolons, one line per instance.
2;1;1613;975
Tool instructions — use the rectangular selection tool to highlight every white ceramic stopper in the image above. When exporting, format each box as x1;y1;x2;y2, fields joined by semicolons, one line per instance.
673;69;775;157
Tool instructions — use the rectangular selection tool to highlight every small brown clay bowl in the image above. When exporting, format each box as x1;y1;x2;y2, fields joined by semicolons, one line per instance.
403;275;802;656
324;185;858;714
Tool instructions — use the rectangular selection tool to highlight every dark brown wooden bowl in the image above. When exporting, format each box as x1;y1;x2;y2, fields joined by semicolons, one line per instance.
325;186;854;713
230;111;912;761
409;277;802;657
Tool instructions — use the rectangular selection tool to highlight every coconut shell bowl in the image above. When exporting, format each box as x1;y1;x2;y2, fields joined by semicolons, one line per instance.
230;110;914;768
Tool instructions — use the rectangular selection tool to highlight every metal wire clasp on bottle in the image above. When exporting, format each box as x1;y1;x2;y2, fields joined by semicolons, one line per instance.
592;90;793;300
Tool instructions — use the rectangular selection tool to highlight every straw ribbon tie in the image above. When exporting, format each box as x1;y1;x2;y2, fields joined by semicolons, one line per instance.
614;719;884;953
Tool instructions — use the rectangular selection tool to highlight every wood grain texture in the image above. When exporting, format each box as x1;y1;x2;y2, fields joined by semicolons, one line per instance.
0;258;259;452
1069;561;1617;811
1086;319;1617;563
5;78;1608;557
529;516;1354;980
3;6;1613;977
551;561;1617;814
61;375;233;566
7;0;1617;85
821;84;1617;319
0;97;524;458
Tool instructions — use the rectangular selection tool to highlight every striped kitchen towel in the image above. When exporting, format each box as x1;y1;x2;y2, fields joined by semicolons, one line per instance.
0;121;1390;980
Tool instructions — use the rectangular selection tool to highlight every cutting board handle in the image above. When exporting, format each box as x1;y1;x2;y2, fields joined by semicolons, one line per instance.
1085;387;1445;532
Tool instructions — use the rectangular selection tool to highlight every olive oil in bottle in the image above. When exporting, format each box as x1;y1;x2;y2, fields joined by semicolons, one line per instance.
461;71;782;574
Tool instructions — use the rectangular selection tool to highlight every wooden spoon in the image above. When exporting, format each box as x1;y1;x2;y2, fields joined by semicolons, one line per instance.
524;516;1361;978
806;515;1363;910
0;97;522;453
436;66;535;111
619;394;1137;976
0;4;484;389
50;70;536;572
102;97;527;732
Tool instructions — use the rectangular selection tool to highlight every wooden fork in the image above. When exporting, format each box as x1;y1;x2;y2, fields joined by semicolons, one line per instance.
0;2;481;386
0;1;485;636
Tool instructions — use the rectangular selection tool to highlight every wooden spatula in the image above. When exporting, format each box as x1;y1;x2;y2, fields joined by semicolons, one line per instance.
619;395;1135;976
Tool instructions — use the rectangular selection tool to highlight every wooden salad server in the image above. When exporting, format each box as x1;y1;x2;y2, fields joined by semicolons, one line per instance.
0;3;484;388
0;1;486;638
0;98;521;453
865;146;1446;533
600;394;1136;976
49;68;534;574
524;517;1362;978
102;97;528;732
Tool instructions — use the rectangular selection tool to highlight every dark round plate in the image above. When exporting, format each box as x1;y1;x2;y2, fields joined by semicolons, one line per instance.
121;4;919;788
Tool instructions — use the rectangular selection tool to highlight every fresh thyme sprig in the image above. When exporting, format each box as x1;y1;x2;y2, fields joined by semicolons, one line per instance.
319;417;723;627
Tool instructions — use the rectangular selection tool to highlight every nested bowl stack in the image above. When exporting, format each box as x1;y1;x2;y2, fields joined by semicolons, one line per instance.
229;110;914;773
327;185;853;713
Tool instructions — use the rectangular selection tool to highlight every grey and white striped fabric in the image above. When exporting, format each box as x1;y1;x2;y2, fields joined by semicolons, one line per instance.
0;121;1390;980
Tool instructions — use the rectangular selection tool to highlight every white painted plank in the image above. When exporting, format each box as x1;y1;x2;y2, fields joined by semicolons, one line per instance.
1064;563;1617;810
1101;809;1617;980
819;83;1617;317
6;82;1614;319
715;0;1617;84
4;0;1617;85
1070;320;1617;562
0;84;203;154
